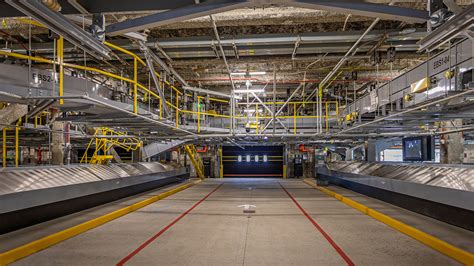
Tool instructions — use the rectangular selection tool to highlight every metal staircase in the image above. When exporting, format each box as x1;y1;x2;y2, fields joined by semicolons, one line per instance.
184;144;204;179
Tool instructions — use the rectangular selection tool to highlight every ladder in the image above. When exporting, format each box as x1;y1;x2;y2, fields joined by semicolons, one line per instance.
2;127;19;167
184;144;204;179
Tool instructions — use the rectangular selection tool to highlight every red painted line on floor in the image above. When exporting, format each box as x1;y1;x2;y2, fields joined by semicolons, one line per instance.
279;183;355;266
116;183;223;265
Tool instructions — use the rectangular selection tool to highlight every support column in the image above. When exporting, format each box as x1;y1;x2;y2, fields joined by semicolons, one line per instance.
440;119;464;164
366;139;377;162
132;147;142;163
51;121;65;165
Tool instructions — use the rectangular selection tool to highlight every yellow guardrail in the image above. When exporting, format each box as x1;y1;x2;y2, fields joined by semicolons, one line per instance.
1;19;341;134
80;127;141;164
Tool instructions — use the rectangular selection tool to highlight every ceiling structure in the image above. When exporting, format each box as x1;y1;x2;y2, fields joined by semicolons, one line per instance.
0;1;436;95
0;0;472;145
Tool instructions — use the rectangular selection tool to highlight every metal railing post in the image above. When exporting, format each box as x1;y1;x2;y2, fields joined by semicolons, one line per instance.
133;57;138;114
176;90;179;128
293;103;297;134
15;126;19;167
58;36;64;105
2;128;6;167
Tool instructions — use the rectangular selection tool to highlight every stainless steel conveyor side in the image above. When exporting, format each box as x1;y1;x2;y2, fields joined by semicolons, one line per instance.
0;162;189;234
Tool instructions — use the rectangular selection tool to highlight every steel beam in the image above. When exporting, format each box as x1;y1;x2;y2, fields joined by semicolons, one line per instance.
290;0;429;23
106;0;250;36
183;86;232;99
9;30;427;55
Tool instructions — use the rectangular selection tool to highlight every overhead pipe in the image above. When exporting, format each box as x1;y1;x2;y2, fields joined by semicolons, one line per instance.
140;41;171;117
187;77;393;84
210;15;237;134
196;146;208;153
314;16;381;134
314;18;381;90
66;15;226;99
299;144;311;152
149;124;474;140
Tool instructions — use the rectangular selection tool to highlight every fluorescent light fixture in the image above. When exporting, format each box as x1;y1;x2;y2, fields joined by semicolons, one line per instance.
243;109;263;113
255;155;259;162
230;72;246;76
263;155;268;162
238;155;242;162
246;155;251;162
7;0;111;60
234;89;265;94
230;71;266;76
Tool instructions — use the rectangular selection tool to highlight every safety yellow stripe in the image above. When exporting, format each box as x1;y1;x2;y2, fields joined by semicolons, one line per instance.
0;180;201;266
303;179;474;266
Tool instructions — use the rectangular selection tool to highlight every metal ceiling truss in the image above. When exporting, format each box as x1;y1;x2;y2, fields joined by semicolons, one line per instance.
106;0;250;36
289;0;428;23
105;0;429;36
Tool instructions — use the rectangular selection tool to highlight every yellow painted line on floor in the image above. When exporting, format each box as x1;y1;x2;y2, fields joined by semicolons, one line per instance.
0;179;202;266
303;179;474;266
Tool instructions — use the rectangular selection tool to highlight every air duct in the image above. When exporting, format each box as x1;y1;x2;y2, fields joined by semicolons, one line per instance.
6;0;111;60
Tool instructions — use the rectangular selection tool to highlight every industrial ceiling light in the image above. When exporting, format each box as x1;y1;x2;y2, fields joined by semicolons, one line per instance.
230;71;266;76
7;0;111;60
234;89;265;94
234;80;265;93
250;71;266;76
243;109;263;113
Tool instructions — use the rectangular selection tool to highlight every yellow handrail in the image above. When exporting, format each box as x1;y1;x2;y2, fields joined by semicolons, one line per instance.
0;39;337;134
80;127;141;164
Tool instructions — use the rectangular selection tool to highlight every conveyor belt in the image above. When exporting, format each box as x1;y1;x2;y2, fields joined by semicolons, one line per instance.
0;162;189;234
1;179;472;265
317;162;474;230
326;161;474;192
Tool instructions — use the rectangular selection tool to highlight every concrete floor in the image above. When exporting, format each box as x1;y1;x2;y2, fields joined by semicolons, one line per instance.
10;179;461;265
